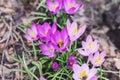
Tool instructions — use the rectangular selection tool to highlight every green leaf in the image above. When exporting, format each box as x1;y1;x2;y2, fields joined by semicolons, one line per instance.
31;12;46;16
17;26;26;33
37;0;46;10
8;55;21;63
12;69;26;73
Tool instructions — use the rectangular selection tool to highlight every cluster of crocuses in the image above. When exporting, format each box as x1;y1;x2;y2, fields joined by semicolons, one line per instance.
46;0;83;14
23;0;107;80
23;19;86;58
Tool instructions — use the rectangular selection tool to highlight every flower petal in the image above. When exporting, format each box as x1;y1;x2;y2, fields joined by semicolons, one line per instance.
86;35;93;42
23;34;32;41
51;22;57;34
78;49;89;56
100;51;106;58
73;64;81;74
87;68;97;79
77;24;86;38
31;22;37;34
73;73;81;80
81;64;89;75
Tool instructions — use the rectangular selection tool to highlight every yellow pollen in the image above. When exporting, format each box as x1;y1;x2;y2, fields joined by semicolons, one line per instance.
45;31;48;35
80;70;87;78
87;42;93;49
72;27;77;35
49;48;53;53
30;32;36;38
94;57;102;64
70;62;73;65
58;39;62;48
53;5;56;10
69;3;73;8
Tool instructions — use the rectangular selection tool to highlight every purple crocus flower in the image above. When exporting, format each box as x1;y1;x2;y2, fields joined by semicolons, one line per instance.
40;76;46;80
23;23;39;41
39;42;56;58
89;51;106;67
38;22;56;42
66;56;77;70
82;35;99;54
52;62;60;71
66;19;86;41
63;0;83;14
51;27;70;52
46;0;62;14
73;64;97;80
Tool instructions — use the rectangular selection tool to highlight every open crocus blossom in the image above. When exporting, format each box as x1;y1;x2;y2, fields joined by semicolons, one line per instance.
63;0;83;14
38;22;56;42
51;27;70;52
82;35;99;54
66;19;86;41
39;43;56;58
66;56;77;70
23;23;39;41
46;0;62;14
89;51;106;67
73;64;97;80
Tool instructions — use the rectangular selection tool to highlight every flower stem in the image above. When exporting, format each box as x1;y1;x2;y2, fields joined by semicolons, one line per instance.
98;76;109;80
100;66;103;80
32;41;37;60
101;70;120;74
98;68;120;74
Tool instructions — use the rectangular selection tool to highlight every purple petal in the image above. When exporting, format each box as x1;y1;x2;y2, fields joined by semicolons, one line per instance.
70;0;76;4
86;35;93;42
77;25;86;38
43;22;51;30
78;49;89;56
100;51;106;58
39;44;48;51
89;54;94;64
31;22;37;34
51;22;57;34
81;64;89;75
61;27;69;42
73;64;81;74
94;52;100;59
82;41;87;50
92;40;99;53
23;34;32;41
62;38;70;50
87;68;97;80
73;73;80;80
89;76;98;80
40;76;46;80
46;0;53;11
66;19;71;30
68;7;76;14
26;28;33;36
